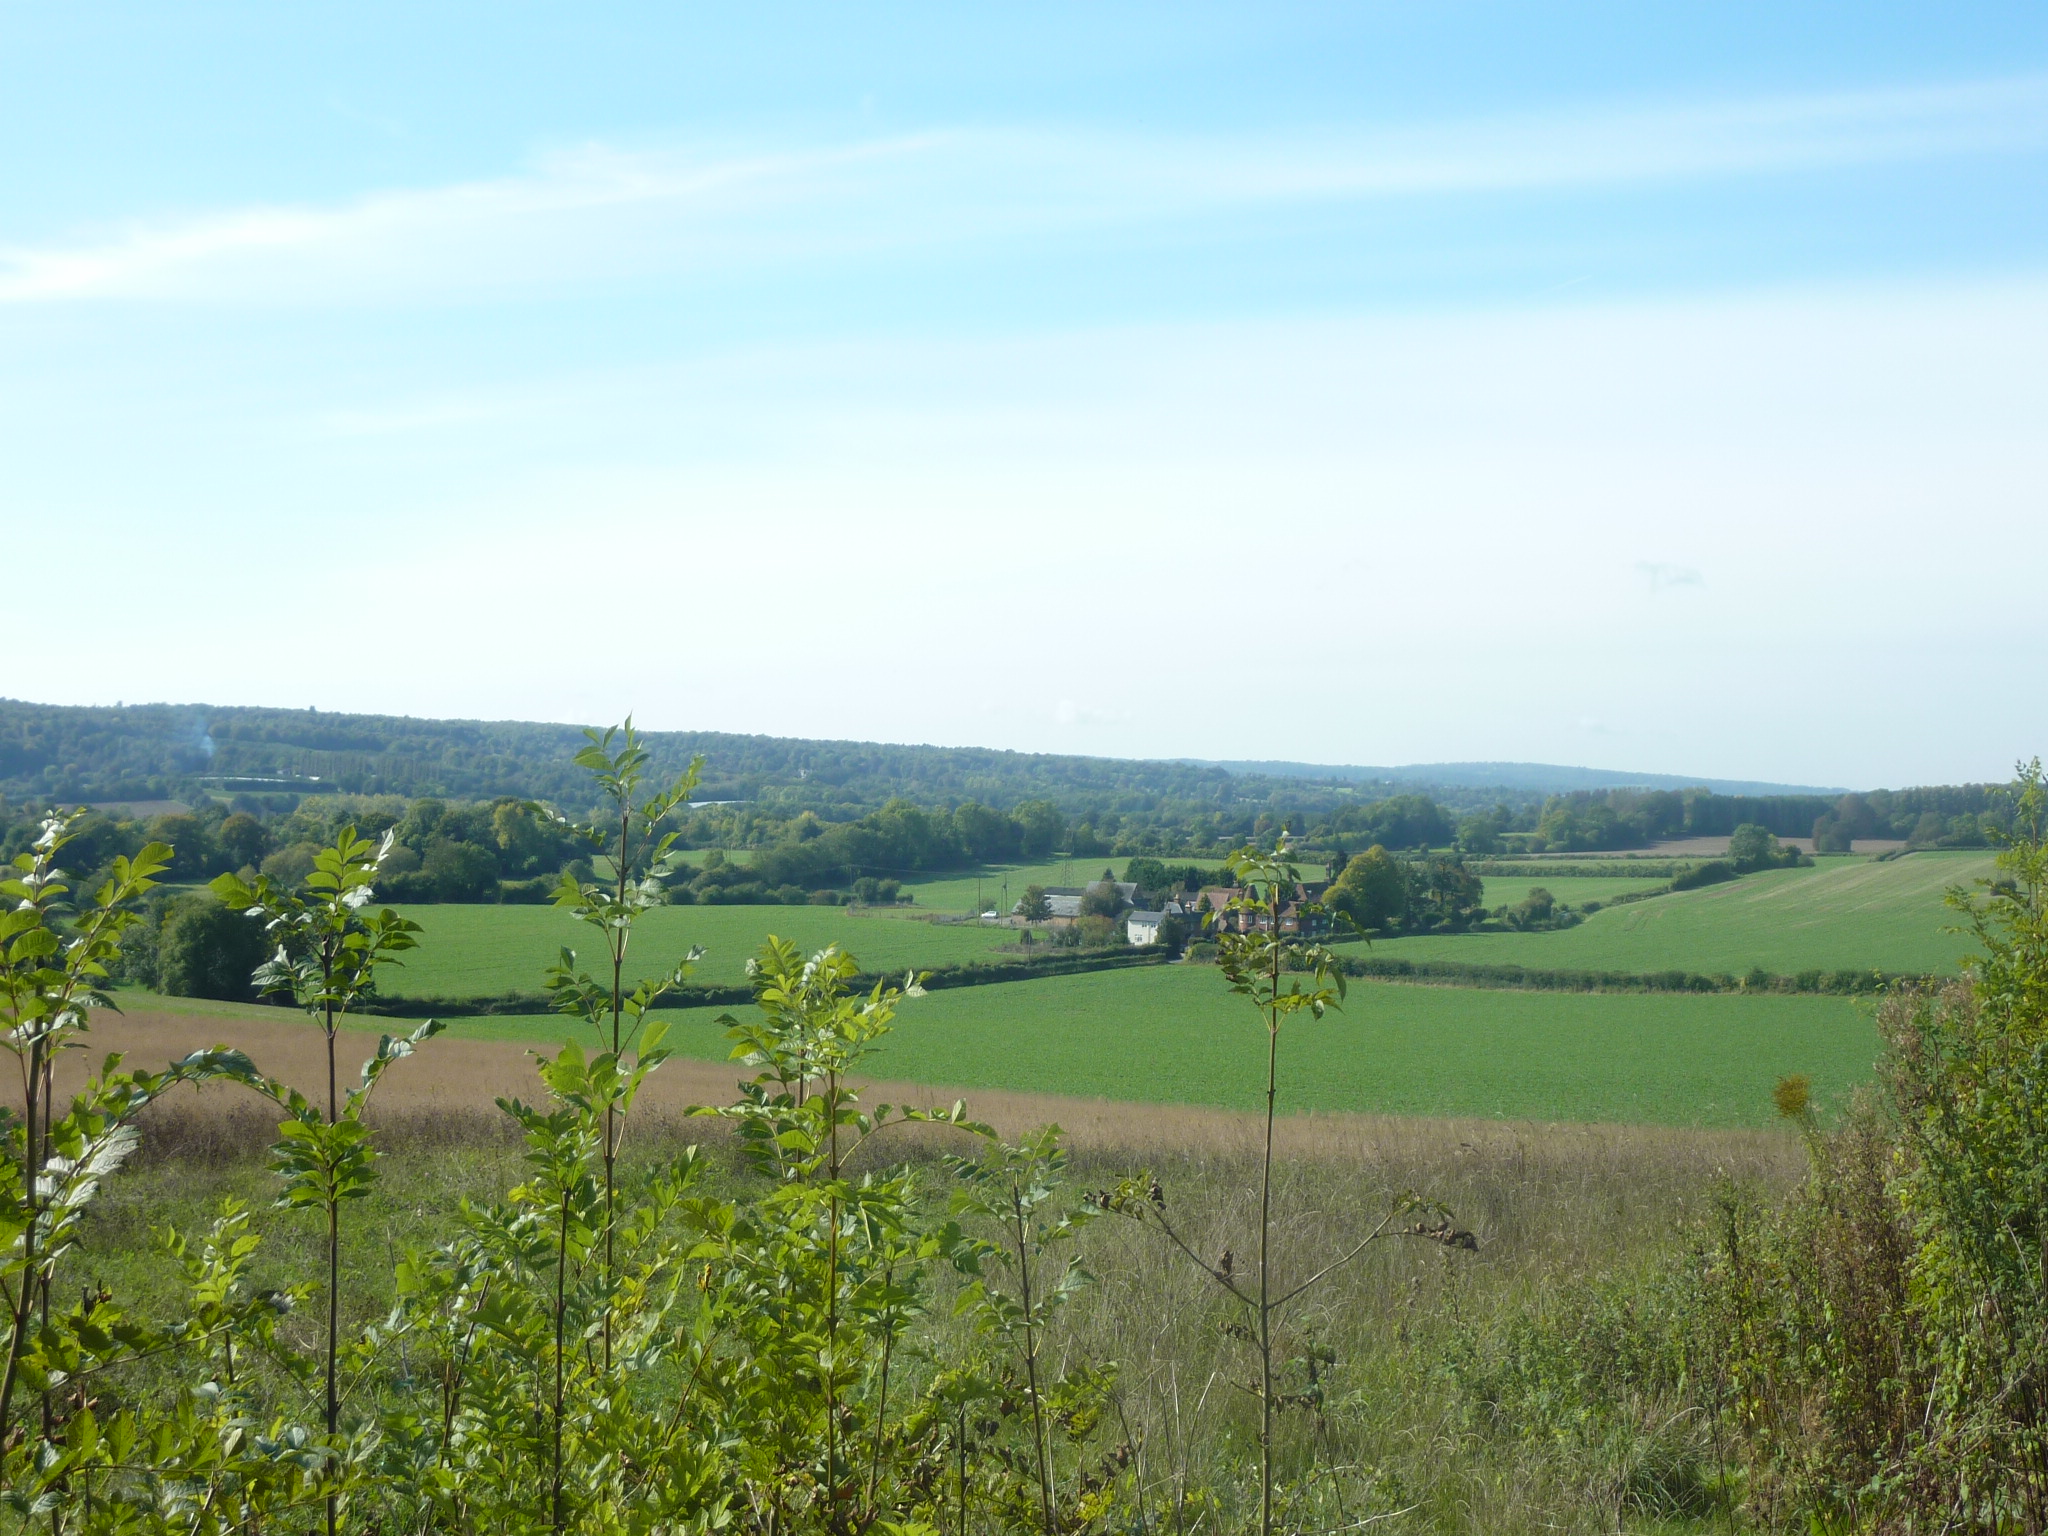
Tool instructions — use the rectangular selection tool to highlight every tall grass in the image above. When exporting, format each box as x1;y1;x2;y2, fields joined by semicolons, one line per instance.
74;1088;1797;1534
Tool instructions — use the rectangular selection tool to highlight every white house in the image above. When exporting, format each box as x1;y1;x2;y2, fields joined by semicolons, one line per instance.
1128;898;1192;946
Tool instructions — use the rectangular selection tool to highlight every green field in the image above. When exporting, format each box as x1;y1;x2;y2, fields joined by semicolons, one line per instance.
896;856;1229;913
1474;874;1670;908
363;851;1976;1127
1363;850;1992;976
431;963;1875;1129
380;903;1019;996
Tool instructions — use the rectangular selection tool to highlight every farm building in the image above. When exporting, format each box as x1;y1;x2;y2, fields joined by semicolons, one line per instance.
1029;880;1139;918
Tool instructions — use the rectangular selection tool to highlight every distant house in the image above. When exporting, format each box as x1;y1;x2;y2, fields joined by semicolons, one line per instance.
1028;880;1139;919
1127;897;1190;946
1197;883;1331;936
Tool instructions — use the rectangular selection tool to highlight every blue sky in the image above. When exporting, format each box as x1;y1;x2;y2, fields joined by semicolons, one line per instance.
4;4;2045;787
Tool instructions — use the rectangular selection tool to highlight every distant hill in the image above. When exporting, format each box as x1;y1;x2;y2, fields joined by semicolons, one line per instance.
0;697;1841;818
0;698;1497;818
1194;759;1847;797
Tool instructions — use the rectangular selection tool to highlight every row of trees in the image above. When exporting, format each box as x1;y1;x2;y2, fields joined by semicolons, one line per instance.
0;795;591;908
1530;784;2015;854
2;771;2011;933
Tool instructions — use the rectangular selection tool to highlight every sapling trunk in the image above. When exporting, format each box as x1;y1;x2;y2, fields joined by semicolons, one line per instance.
1012;1183;1056;1536
323;963;340;1536
825;1066;844;1520
603;801;628;1373
1258;879;1280;1536
0;1033;44;1446
552;1182;572;1534
37;1048;53;1446
1259;973;1278;1536
863;1269;898;1523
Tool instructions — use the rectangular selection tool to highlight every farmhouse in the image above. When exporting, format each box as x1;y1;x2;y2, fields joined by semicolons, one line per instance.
1197;883;1332;936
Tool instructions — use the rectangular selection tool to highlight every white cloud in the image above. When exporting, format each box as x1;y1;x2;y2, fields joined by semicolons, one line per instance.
5;73;2046;305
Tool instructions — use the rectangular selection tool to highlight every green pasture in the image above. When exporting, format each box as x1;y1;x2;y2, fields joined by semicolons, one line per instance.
672;848;752;868
1474;874;1670;908
378;903;1017;997
431;963;1875;1129
896;856;1230;914
1367;850;1993;976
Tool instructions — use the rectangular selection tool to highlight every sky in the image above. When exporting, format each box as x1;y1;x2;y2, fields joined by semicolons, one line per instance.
2;4;2044;790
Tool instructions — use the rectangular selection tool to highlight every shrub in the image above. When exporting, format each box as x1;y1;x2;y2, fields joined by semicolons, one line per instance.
156;891;270;1000
259;840;321;887
422;836;498;900
1671;860;1736;891
379;868;440;902
1076;914;1118;946
1079;880;1126;919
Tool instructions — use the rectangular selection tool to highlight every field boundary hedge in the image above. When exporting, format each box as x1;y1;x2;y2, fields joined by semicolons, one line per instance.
1468;860;1698;878
1330;954;1922;996
357;944;1175;1017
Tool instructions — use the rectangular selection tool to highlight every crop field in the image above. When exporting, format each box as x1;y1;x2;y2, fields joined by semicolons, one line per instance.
1363;849;1993;975
377;902;1019;996
406;963;1877;1129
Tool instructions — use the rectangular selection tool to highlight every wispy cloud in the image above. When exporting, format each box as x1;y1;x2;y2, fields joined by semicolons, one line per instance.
0;135;950;304
4;74;2046;306
1637;561;1705;592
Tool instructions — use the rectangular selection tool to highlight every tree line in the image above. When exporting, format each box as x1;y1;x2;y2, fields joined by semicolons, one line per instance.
1479;784;2012;855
